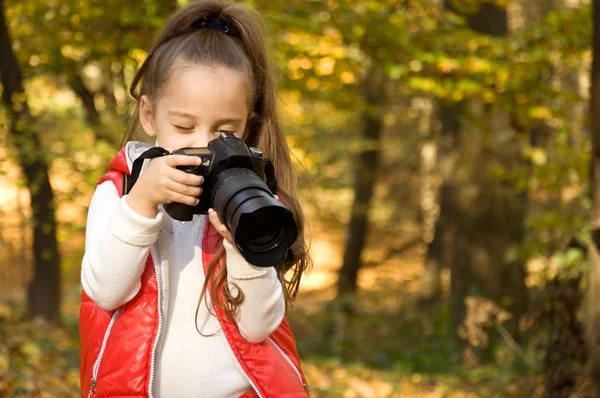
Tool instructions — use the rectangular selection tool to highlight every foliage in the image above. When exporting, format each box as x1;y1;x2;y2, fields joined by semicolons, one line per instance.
0;0;597;395
0;301;80;397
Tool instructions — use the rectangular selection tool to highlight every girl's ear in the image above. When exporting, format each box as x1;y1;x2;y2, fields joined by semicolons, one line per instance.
139;95;156;137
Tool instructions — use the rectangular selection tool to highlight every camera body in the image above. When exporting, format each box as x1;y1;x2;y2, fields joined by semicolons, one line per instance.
130;133;297;267
167;132;268;219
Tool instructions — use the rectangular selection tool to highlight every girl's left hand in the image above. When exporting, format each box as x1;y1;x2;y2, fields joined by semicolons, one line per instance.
208;208;234;245
208;195;280;245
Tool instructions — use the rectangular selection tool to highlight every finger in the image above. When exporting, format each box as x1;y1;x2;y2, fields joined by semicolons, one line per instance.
208;208;222;227
208;209;231;236
166;154;202;167
170;169;204;186
209;209;233;243
167;180;202;197
274;194;280;201
168;190;200;207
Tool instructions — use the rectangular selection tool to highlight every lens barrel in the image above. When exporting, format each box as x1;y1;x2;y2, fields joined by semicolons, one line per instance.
212;168;297;267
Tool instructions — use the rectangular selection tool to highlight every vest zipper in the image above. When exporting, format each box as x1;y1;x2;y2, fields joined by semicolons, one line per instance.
203;218;262;397
267;337;307;393
148;244;163;398
215;317;263;398
87;308;122;398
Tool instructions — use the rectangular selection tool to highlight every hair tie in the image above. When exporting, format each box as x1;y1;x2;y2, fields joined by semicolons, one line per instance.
192;16;240;38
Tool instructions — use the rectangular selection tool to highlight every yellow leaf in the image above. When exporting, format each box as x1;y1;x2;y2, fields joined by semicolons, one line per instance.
128;48;149;67
20;342;42;365
524;147;548;165
67;369;81;387
437;57;459;74
60;45;85;61
0;302;12;320
340;71;355;84
316;57;336;76
531;149;548;165
528;106;552;121
0;351;9;372
306;78;320;91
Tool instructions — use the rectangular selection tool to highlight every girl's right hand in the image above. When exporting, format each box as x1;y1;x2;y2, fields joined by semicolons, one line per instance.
126;155;205;218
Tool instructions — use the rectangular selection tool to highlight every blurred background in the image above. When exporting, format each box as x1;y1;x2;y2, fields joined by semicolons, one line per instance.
1;0;599;396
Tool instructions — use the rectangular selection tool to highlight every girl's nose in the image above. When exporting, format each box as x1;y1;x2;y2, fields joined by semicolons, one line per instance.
189;132;213;148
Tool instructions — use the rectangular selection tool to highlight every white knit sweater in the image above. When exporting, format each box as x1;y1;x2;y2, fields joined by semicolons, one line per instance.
81;178;286;397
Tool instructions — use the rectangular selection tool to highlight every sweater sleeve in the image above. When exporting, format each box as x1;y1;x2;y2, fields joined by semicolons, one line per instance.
81;181;163;311
224;240;285;343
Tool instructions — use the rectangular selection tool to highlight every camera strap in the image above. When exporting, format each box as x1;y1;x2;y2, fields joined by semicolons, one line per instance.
264;159;278;195
123;147;170;195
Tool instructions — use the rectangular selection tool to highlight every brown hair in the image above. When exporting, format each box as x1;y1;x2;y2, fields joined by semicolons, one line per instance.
125;0;310;327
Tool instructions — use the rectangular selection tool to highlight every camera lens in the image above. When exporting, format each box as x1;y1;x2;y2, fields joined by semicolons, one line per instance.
238;208;280;245
212;168;298;267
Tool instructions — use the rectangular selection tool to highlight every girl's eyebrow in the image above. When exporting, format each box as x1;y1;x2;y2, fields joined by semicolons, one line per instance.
168;110;195;118
214;117;244;125
167;111;243;125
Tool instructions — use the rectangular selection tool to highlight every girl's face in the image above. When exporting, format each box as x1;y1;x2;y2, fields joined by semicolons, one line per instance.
139;64;250;151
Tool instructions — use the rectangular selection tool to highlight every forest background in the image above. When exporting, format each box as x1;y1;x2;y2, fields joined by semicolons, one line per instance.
1;0;600;397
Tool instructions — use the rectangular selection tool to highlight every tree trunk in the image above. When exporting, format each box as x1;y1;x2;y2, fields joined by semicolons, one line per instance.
65;64;118;145
101;60;118;116
440;0;528;362
419;101;460;303
588;1;600;395
336;65;386;300
0;0;61;322
67;70;101;126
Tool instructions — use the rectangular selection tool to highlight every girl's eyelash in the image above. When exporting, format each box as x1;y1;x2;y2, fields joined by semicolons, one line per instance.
174;126;236;134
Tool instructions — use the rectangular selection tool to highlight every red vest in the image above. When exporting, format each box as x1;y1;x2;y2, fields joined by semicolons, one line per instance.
79;147;309;397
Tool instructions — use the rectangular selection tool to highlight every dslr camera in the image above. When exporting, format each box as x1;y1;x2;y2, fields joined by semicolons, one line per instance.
164;133;298;268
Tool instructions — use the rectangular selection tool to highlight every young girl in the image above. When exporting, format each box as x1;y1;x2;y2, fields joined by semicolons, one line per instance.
78;1;310;397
